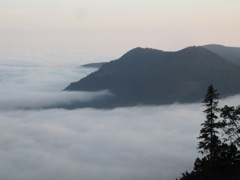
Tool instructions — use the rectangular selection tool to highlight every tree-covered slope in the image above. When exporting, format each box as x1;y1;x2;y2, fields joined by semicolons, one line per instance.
65;46;240;108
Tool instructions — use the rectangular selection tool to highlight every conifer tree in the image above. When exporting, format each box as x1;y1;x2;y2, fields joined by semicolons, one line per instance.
177;85;240;180
197;85;222;161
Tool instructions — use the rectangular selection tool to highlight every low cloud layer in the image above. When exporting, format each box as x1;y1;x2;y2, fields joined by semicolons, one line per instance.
1;98;239;180
0;65;111;110
1;58;240;180
0;90;112;110
0;104;204;180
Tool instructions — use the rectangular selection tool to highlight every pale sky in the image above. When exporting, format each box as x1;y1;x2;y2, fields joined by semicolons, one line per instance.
1;0;240;54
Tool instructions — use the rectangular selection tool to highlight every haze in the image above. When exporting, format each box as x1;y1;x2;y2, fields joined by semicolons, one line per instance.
1;0;240;64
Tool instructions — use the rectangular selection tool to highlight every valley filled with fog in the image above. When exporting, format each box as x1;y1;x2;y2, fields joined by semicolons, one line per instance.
1;51;239;180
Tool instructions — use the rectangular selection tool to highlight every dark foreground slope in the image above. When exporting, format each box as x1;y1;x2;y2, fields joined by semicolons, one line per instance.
65;46;240;108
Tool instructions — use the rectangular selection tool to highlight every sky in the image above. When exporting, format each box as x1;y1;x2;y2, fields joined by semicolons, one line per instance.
1;0;240;64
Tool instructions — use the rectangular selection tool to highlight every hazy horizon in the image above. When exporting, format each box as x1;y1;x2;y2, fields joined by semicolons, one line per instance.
1;0;240;66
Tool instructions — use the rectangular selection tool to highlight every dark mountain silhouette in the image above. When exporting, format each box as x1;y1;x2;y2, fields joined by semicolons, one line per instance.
81;44;240;68
64;46;240;108
203;44;240;65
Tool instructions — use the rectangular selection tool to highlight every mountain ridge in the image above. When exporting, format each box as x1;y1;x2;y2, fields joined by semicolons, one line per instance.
203;44;240;65
64;45;240;108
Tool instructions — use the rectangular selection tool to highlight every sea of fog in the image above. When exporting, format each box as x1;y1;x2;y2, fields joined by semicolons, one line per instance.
0;49;239;180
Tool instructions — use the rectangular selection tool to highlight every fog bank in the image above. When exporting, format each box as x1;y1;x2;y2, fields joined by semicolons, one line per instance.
1;55;240;180
0;104;204;180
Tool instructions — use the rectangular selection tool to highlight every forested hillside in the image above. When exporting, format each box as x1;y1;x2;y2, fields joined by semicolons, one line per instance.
64;46;240;108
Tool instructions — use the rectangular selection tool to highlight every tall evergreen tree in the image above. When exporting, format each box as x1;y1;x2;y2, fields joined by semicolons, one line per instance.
197;85;222;161
177;85;240;180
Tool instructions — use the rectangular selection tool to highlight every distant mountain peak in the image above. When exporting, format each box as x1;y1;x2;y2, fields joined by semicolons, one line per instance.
119;47;164;60
204;44;238;49
203;44;240;65
179;46;208;52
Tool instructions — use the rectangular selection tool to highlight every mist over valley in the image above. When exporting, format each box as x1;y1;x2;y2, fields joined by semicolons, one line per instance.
1;45;240;180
